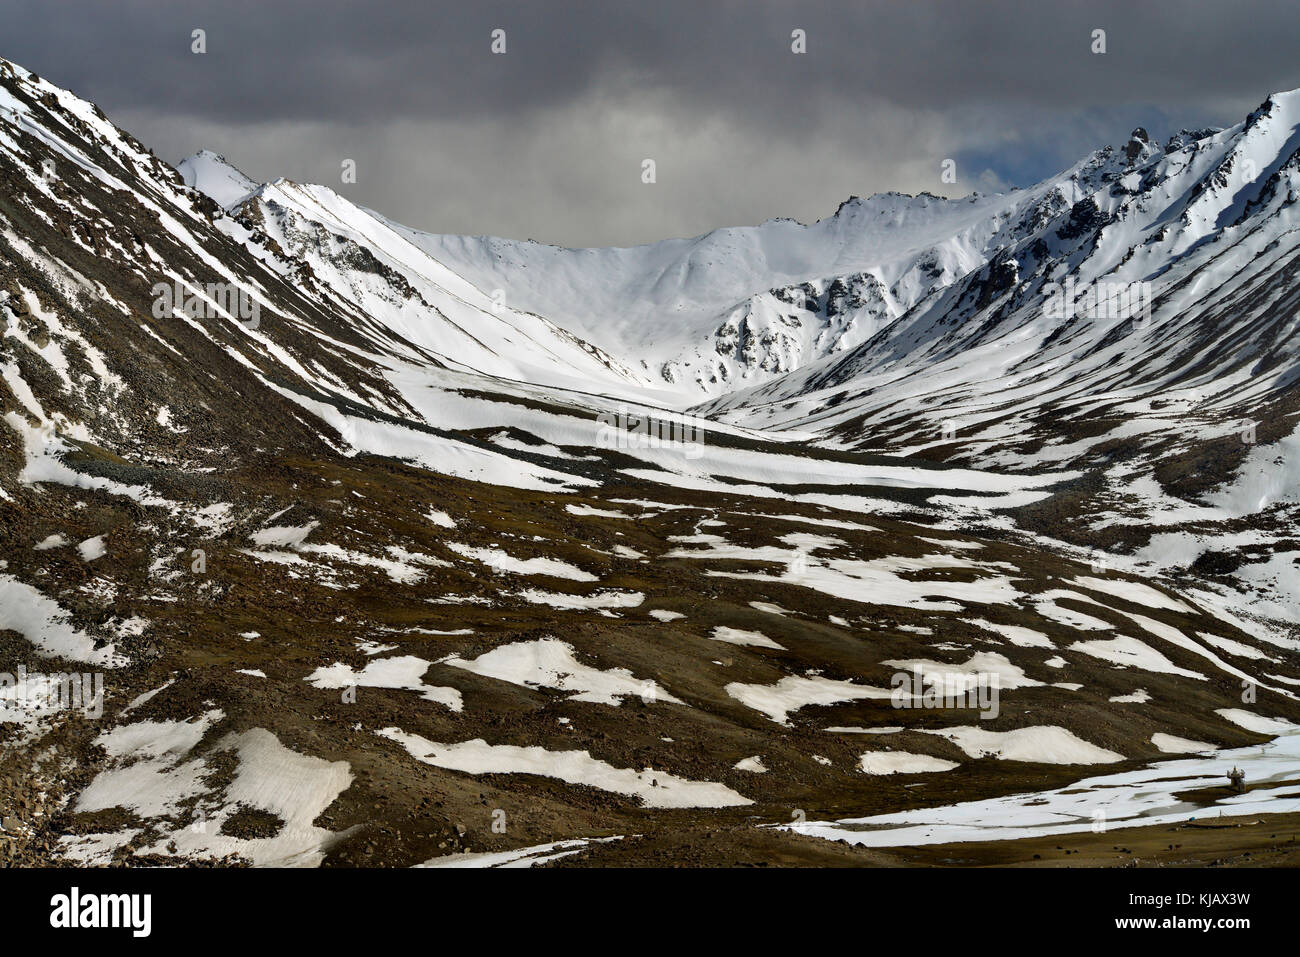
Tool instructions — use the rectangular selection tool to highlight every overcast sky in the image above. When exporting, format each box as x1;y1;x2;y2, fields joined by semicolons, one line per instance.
4;0;1299;246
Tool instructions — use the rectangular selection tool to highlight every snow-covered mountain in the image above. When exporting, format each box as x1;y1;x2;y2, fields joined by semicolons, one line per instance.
3;53;1300;869
179;150;1021;401
704;109;1300;436
178;153;658;400
693;98;1300;638
381;130;1167;400
180;98;1300;642
394;192;1029;397
178;148;260;208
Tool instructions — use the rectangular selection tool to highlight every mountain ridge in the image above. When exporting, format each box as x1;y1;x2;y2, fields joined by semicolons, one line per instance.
175;98;1290;405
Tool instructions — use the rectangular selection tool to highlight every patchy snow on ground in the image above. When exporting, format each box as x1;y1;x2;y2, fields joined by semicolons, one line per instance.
787;730;1300;848
918;726;1124;764
516;588;644;610
964;618;1054;649
1109;689;1152;703
825;726;904;734
76;710;226;818
705;550;1024;612
565;504;631;519
447;542;597;581
858;751;960;775
725;674;892;725
708;626;785;650
378;728;752;808
881;651;1043;690
306;655;463;711
1198;632;1274;661
417;836;623;868
1215;709;1296;734
1066;635;1205;679
138;728;352;866
1031;592;1115;631
442;637;680;706
0;574;123;666
1069;576;1194;613
250;521;320;548
425;508;456;528
77;535;106;561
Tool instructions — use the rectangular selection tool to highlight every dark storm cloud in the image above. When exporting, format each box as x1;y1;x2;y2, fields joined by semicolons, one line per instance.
3;1;1299;245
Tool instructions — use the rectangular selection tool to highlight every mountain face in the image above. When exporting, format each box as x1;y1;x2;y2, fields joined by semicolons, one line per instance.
400;191;1041;398
2;54;1299;868
698;92;1300;649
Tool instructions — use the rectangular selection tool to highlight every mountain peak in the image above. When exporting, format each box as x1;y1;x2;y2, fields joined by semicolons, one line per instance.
1122;127;1158;166
177;150;260;209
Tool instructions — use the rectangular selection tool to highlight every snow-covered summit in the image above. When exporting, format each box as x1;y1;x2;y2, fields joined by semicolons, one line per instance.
178;150;260;209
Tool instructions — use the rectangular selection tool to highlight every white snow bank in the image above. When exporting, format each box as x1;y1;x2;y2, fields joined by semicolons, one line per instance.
725;674;892;725
708;626;785;650
0;574;123;666
306;655;462;711
378;728;751;808
447;542;596;581
919;726;1123;764
859;751;960;775
442;637;680;706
